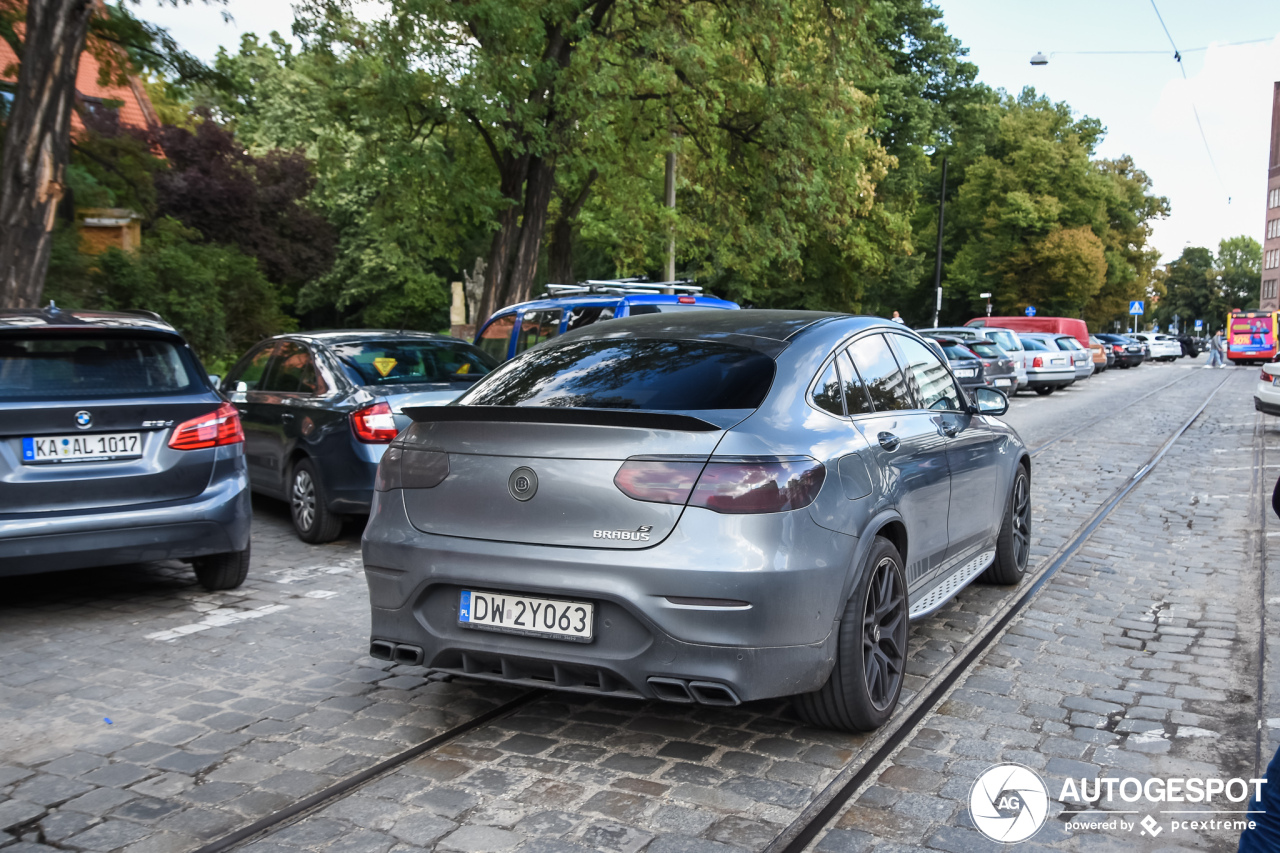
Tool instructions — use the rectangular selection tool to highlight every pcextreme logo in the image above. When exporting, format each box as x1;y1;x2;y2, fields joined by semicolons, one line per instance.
970;763;1050;843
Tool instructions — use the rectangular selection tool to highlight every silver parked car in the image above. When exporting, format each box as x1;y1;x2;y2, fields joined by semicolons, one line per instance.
362;312;1032;732
917;326;1028;392
1018;333;1079;395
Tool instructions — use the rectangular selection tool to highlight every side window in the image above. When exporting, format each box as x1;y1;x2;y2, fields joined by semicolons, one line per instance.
837;351;873;415
890;334;963;411
264;342;325;395
566;305;616;331
478;315;516;361
516;309;563;355
226;343;276;392
846;334;914;412
810;359;844;416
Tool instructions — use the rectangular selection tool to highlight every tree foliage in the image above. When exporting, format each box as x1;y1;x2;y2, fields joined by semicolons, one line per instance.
1154;237;1261;333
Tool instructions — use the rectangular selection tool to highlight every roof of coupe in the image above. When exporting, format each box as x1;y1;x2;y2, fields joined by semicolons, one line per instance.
556;309;887;349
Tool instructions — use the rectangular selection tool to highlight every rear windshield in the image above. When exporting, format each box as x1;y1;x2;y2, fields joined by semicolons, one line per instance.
984;329;1022;352
330;340;498;386
1055;337;1082;350
1020;337;1051;351
458;339;776;410
0;335;200;401
941;343;976;360
968;342;1002;358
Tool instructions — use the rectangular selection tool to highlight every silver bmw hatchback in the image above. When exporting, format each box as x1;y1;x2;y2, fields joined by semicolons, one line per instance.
362;311;1031;731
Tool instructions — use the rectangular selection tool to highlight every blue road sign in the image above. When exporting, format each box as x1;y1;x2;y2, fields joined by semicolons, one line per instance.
1195;319;1203;330
1025;306;1036;317
1129;300;1144;315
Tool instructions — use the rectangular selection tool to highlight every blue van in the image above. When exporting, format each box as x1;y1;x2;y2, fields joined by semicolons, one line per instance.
474;280;739;362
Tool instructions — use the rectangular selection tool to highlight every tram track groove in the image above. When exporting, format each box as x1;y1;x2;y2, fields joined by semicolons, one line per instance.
766;372;1232;853
189;690;546;853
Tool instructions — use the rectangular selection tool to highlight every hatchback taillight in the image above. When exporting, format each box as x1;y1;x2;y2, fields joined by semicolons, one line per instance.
351;401;398;443
1032;356;1043;368
169;402;244;450
614;457;825;514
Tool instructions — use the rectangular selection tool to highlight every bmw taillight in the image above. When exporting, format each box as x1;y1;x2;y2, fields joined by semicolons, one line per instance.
351;401;398;443
1032;356;1043;368
169;402;244;450
1262;370;1270;381
614;456;826;514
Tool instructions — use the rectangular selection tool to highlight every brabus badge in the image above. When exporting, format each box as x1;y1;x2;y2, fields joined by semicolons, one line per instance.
593;525;653;542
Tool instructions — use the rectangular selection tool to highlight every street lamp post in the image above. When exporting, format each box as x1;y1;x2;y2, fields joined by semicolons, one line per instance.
980;292;992;317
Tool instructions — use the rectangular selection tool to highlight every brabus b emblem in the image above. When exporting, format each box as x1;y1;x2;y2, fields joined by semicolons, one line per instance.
508;467;538;501
74;410;92;429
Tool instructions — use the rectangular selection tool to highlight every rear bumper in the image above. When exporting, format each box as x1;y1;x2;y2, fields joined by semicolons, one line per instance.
361;490;851;703
1024;369;1075;388
0;462;250;576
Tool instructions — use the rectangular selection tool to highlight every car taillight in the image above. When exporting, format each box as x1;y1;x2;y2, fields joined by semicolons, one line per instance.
614;459;704;504
1032;356;1043;368
614;456;825;514
678;296;697;304
1113;345;1124;352
1262;370;1271;381
375;445;450;491
169;402;244;450
350;401;399;443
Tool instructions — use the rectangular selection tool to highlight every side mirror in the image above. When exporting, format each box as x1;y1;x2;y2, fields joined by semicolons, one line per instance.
208;374;221;390
970;387;1008;416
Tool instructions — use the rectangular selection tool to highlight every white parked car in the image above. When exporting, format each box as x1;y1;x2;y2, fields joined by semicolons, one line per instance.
1257;361;1280;415
1132;333;1181;362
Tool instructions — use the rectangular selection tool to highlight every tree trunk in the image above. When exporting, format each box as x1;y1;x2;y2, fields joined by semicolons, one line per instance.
0;0;95;308
505;155;557;307
547;168;598;287
476;152;529;324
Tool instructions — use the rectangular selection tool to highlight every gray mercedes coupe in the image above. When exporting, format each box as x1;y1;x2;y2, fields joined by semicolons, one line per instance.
361;311;1031;731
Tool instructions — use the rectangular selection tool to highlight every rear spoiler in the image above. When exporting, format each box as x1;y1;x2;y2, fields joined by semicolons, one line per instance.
401;405;723;432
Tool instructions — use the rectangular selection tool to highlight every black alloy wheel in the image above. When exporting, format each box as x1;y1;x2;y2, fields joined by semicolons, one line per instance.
983;465;1031;584
861;554;907;712
793;537;908;732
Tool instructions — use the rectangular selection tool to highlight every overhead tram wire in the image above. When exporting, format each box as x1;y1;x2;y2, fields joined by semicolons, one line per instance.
1148;0;1230;202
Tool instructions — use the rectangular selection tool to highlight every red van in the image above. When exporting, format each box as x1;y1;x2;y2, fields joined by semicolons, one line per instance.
966;316;1090;349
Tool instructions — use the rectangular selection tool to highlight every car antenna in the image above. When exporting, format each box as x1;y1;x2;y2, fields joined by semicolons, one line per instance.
396;307;409;335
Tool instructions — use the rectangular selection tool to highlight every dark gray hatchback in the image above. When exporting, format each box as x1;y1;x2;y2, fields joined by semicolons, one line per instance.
0;307;251;589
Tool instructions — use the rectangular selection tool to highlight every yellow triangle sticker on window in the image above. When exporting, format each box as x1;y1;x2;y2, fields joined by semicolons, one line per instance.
372;357;397;377
456;363;470;374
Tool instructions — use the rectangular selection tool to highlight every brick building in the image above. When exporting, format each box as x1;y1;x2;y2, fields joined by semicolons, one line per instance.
1262;81;1280;311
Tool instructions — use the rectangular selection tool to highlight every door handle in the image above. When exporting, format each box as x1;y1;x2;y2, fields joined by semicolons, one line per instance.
877;431;900;452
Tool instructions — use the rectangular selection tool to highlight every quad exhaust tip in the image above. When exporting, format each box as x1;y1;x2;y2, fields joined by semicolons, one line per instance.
648;676;740;706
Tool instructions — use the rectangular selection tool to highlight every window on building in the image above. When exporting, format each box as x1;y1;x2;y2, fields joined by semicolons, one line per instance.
1270;219;1280;240
1264;280;1277;301
77;95;121;123
1272;188;1280;209
1268;250;1280;271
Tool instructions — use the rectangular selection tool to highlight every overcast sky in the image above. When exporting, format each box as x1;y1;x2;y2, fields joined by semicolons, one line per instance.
135;0;1280;265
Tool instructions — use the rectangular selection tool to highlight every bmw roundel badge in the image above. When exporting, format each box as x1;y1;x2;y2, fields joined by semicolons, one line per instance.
74;410;92;429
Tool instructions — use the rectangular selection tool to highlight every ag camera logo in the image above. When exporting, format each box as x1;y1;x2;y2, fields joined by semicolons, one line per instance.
970;763;1049;843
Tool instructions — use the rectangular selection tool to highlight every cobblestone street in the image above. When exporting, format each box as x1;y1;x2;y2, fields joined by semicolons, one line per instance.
1;358;1273;853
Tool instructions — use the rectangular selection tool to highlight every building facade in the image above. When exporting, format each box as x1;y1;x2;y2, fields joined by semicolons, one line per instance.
1262;82;1280;312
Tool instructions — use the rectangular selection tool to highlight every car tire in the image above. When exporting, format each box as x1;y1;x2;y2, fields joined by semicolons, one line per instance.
793;537;907;732
290;458;343;543
193;546;250;591
981;465;1030;584
1034;387;1053;396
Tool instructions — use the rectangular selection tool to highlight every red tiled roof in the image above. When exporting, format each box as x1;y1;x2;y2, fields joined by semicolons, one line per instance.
0;22;159;135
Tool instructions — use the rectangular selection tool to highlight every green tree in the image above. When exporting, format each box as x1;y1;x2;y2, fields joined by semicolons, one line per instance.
1155;246;1216;332
942;89;1167;326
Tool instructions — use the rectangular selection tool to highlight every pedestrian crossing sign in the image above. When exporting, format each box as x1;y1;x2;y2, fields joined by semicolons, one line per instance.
1129;300;1144;315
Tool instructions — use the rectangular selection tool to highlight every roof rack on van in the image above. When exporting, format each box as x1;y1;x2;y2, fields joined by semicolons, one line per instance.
540;278;702;298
